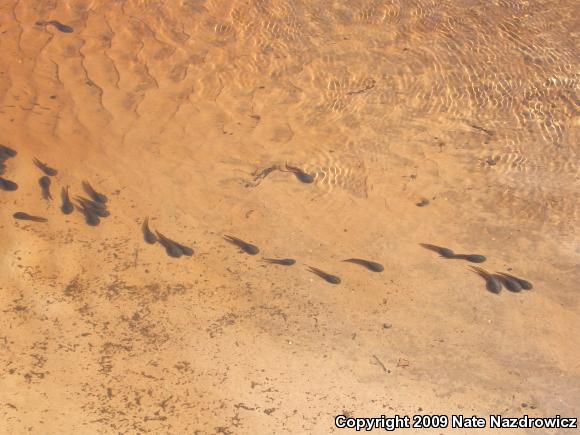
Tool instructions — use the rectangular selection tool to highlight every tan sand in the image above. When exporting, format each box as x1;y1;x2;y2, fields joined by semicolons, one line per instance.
1;0;579;433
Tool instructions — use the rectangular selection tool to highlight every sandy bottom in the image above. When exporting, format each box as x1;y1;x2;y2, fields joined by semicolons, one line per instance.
1;0;579;434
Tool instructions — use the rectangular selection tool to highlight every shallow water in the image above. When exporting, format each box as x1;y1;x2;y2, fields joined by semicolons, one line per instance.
1;0;579;433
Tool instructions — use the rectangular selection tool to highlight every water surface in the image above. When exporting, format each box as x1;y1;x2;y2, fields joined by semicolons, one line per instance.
1;0;578;433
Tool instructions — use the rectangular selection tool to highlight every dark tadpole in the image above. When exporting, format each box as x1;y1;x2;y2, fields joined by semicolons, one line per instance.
156;231;193;256
451;254;487;263
497;272;533;290
60;186;74;214
469;266;502;294
0;161;6;175
494;273;523;293
281;163;315;184
420;243;455;258
155;231;193;257
36;20;74;33
39;176;52;200
0;177;18;191
0;145;17;159
223;235;260;255
13;212;47;222
33;158;58;176
82;181;107;203
75;197;110;217
77;204;100;226
307;266;341;284
155;231;185;258
75;196;107;211
174;241;193;256
342;258;384;272
142;217;157;244
263;258;296;266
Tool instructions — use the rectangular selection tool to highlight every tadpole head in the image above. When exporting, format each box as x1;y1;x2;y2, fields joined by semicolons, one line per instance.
296;172;315;183
465;254;487;263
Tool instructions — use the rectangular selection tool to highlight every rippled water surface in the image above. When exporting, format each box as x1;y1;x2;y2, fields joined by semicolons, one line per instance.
1;0;579;433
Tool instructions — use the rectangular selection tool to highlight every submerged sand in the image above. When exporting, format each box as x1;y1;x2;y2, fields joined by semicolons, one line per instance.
1;0;579;433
